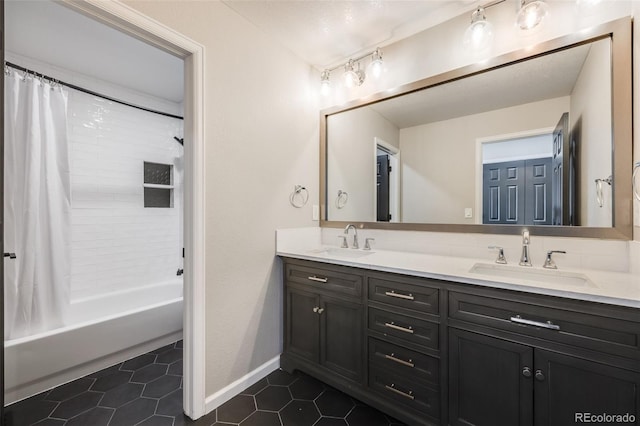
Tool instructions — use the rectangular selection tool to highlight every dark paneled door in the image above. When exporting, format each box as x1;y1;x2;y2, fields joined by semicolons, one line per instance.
285;288;320;363
483;158;552;225
320;296;363;382
534;349;640;426
376;154;391;222
551;113;573;225
449;329;534;426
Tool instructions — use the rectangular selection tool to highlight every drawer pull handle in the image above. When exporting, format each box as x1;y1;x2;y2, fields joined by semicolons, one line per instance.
385;384;415;400
308;276;328;283
510;315;560;331
385;353;415;368
384;291;414;301
384;322;414;334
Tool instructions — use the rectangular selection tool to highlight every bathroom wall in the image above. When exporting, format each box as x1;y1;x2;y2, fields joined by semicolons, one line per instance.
327;107;399;222
570;40;613;228
399;96;569;224
6;53;184;301
123;0;319;399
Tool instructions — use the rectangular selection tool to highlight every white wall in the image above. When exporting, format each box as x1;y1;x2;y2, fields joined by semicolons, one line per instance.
6;53;184;301
327;107;399;222
400;97;568;224
123;1;319;398
570;40;613;227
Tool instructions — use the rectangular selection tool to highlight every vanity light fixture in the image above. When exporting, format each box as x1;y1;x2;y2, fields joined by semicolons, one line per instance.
516;0;548;30
463;6;494;51
319;47;384;94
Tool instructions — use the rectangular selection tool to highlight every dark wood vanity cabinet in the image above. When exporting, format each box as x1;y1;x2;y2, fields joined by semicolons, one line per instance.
280;257;640;426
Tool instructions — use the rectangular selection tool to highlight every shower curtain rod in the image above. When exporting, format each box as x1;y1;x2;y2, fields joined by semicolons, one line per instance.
5;61;184;121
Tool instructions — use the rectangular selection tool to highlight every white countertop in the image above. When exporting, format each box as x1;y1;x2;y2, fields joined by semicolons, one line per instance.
277;245;640;309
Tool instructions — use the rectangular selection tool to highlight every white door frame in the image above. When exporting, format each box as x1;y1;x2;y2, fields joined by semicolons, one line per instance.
373;137;400;223
475;127;555;225
58;0;207;419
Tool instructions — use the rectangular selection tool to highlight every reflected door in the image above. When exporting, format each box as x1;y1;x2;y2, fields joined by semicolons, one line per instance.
376;154;391;222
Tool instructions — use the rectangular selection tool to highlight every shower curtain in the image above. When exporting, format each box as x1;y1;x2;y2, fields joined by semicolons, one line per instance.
4;69;71;340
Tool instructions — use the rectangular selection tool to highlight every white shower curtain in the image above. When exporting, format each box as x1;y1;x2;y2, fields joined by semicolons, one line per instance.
4;69;71;340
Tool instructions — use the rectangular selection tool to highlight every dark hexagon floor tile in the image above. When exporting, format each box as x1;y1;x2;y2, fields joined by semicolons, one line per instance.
216;394;256;423
149;343;175;355
266;369;297;386
255;385;292;411
91;370;133;392
87;363;122;379
240;410;282;426
109;397;157;426
156;388;184;417
142;375;182;398
45;377;94;401
289;374;324;400
168;359;183;376
50;391;103;419
316;389;355;417
120;353;157;371
279;400;319;426
5;396;58;425
99;382;144;408
131;363;168;383
346;406;391;426
240;378;268;396
156;348;183;364
65;406;114;426
180;408;218;426
32;419;66;426
315;418;348;426
137;415;175;426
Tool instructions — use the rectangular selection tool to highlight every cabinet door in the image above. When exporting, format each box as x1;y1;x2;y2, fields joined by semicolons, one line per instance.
320;295;364;383
534;349;640;426
449;329;533;426
286;288;320;363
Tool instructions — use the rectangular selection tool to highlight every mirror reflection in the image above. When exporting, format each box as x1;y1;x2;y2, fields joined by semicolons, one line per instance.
326;38;612;227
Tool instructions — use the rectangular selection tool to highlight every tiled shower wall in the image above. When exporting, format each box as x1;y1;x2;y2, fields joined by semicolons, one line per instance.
7;53;184;301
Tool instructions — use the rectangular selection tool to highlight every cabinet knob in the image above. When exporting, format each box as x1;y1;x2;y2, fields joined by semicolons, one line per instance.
522;367;532;378
312;307;319;313
317;308;324;314
535;369;545;381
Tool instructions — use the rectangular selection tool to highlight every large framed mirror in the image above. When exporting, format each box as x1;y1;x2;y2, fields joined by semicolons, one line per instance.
320;17;632;239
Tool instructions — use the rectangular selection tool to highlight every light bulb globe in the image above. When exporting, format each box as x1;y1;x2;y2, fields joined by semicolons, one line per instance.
516;0;548;30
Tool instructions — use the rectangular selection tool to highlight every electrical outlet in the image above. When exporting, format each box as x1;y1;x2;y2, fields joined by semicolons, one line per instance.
464;208;473;218
312;205;319;221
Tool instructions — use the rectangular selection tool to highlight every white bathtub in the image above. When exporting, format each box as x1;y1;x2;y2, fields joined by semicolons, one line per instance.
4;280;183;405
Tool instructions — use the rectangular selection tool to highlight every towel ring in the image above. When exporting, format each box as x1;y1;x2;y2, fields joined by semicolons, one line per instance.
595;175;612;208
335;190;348;209
289;185;309;208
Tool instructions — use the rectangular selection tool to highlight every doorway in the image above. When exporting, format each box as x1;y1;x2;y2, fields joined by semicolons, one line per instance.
374;137;400;223
2;0;206;420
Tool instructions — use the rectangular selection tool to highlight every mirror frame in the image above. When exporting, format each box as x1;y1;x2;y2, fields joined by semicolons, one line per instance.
320;17;632;239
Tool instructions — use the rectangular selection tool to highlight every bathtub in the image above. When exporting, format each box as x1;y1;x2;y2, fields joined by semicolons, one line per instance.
4;280;183;405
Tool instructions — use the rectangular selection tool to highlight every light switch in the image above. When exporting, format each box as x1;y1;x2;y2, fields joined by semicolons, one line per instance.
464;208;473;218
312;205;319;221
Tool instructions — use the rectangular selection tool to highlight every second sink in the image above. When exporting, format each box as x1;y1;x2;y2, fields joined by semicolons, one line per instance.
469;263;595;288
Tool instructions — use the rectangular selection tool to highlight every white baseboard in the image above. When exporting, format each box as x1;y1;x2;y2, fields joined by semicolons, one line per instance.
204;356;280;414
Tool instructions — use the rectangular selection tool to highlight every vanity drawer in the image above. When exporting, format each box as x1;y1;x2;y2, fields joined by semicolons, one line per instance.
368;274;439;315
449;291;640;359
368;307;439;350
369;365;440;420
285;260;362;297
368;338;439;386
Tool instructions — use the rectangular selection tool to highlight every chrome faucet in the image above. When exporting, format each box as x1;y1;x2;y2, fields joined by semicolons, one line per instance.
519;230;532;267
543;250;566;269
344;224;359;249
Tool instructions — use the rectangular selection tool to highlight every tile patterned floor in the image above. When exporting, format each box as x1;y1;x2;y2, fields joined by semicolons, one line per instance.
5;341;405;426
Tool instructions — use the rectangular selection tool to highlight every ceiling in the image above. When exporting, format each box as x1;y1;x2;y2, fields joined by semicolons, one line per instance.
5;1;480;103
221;0;478;69
369;41;594;128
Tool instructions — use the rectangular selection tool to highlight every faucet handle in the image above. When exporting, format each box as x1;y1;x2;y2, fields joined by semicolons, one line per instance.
488;246;507;264
543;250;566;269
338;235;348;248
364;238;375;251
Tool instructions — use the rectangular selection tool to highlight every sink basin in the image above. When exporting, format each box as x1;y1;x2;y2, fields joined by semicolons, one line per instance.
469;263;595;288
307;247;374;259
